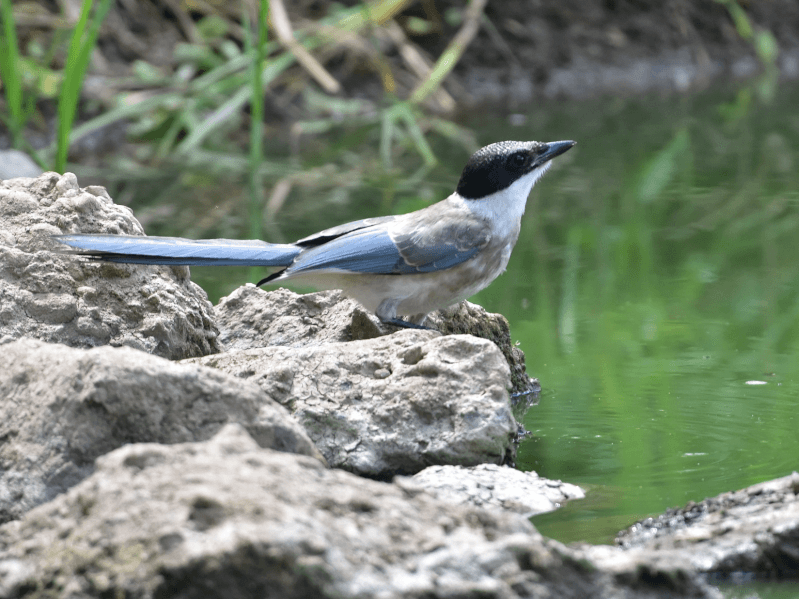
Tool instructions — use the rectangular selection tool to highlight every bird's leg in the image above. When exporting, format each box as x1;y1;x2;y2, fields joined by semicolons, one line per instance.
377;300;434;330
379;317;434;330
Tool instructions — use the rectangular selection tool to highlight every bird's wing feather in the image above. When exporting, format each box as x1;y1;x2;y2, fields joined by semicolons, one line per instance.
54;234;301;266
286;213;491;276
294;215;398;247
393;216;491;272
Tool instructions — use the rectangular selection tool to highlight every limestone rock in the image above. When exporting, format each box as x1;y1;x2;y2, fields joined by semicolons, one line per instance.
187;329;518;477
0;172;218;358
214;286;382;351
0;425;721;599
614;471;799;580
408;464;585;516
215;287;538;398
0;338;319;523
427;301;540;399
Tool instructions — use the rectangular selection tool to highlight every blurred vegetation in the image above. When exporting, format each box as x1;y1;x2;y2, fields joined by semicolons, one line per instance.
0;0;481;213
0;0;484;287
715;0;779;102
1;0;114;169
1;0;786;246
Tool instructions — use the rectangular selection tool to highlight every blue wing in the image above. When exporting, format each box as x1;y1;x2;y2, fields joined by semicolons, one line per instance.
295;215;398;247
287;227;411;274
54;234;301;266
284;213;491;276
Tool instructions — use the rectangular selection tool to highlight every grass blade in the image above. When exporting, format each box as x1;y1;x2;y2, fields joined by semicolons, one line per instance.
0;0;25;146
54;0;113;173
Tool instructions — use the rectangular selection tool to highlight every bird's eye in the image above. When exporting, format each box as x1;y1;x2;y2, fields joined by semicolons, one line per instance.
509;153;527;169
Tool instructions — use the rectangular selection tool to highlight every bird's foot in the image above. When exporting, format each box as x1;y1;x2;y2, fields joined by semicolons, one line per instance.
380;317;435;331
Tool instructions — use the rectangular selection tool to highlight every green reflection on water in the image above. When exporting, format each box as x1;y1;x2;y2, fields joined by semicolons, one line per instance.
718;581;799;599
463;83;799;548
94;81;799;580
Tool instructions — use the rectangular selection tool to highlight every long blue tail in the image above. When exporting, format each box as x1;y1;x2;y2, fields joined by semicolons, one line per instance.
54;234;302;267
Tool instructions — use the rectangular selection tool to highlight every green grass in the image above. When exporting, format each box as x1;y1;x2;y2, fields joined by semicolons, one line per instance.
0;0;25;148
54;0;114;173
0;0;113;172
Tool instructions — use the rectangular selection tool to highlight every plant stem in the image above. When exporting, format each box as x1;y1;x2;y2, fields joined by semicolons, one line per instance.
0;0;25;147
54;0;113;173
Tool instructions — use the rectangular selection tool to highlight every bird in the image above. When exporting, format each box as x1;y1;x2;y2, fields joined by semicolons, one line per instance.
55;140;575;329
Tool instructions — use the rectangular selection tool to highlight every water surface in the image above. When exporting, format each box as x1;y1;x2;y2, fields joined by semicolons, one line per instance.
471;83;799;547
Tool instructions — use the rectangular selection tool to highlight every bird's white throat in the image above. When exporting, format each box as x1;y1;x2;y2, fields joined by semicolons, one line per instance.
453;162;552;241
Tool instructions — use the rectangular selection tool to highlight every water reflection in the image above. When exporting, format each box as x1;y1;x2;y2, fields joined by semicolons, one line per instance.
719;581;799;599
465;81;799;549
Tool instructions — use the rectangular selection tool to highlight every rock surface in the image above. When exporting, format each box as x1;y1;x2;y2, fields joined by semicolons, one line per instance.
216;285;539;397
408;464;585;516
0;172;218;359
427;301;540;400
0;338;319;524
214;285;383;350
614;471;799;580
0;425;721;599
187;329;518;477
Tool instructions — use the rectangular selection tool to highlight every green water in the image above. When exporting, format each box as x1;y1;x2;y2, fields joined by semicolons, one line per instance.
476;83;799;597
481;85;799;546
719;582;799;599
481;84;799;596
471;83;799;544
87;80;799;596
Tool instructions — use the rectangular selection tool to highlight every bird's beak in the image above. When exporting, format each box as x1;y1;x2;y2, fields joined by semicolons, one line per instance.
532;140;576;168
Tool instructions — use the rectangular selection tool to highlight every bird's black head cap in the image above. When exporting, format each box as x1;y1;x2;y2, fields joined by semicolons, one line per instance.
456;140;575;200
